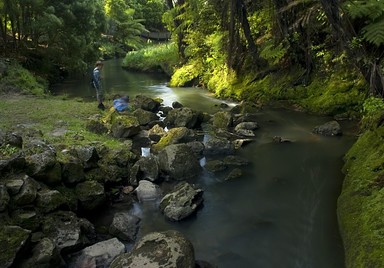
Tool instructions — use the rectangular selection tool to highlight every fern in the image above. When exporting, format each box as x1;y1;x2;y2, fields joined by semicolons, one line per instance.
362;16;384;46
345;0;384;46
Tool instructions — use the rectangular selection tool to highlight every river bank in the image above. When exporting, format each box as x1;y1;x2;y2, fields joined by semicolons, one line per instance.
1;59;383;267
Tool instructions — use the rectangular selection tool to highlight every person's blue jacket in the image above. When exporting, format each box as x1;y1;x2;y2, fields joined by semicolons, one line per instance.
113;97;129;112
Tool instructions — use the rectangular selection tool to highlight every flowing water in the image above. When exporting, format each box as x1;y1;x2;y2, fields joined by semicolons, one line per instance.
53;59;356;268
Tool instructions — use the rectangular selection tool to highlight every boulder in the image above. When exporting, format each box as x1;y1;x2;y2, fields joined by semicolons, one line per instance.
152;127;196;152
204;160;227;173
41;211;95;252
73;146;100;170
24;139;57;178
211;111;233;130
0;226;31;268
110;230;195;268
130;155;160;184
160;181;204;221
164;107;201;129
68;238;125;268
148;124;167;142
19;238;63;268
203;135;234;155
132;95;161;112
135;180;162;202
0;153;26;176
85;115;108;135
132;108;159;126
230;100;262;114
158;144;202;180
13;175;40;206
234;122;259;137
75;181;106;211
111;115;141;138
61;160;85;186
312;120;342;136
109;212;141;242
35;189;67;213
10;209;40;231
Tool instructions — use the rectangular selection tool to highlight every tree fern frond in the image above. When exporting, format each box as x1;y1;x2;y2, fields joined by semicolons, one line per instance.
346;0;384;20
362;15;384;46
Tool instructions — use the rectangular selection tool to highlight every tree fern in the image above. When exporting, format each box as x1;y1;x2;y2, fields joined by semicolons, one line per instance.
345;0;384;46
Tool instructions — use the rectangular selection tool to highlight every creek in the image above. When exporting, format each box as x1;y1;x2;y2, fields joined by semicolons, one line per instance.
53;59;357;268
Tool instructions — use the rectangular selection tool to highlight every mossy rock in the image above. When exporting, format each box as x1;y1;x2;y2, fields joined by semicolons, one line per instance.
0;225;31;268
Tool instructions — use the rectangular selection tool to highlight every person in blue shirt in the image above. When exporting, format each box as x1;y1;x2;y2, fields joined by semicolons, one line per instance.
113;95;130;112
92;61;105;110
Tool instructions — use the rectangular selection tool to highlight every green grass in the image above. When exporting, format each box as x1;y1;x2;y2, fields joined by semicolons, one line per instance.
0;95;122;149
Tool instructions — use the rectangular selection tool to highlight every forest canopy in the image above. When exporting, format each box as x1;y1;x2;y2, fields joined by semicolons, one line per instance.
0;0;383;98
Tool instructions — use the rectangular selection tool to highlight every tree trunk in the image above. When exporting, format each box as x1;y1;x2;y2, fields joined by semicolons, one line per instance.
320;0;384;97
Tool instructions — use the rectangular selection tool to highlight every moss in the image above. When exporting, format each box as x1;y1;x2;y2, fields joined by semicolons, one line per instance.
0;61;47;95
152;127;190;152
338;126;384;268
0;226;31;266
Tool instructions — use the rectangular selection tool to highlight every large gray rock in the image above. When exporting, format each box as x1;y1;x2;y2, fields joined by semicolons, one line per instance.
23;138;61;186
35;189;67;213
135;180;162;202
109;212;141;242
132;95;161;112
158;144;202;180
73;146;100;170
160;181;204;221
164;107;201;129
312;120;342;136
130;156;160;184
132;108;159;126
75;181;106;211
110;230;195;268
234;122;259;137
69;238;125;268
203;135;235;155
13;175;40;206
41;211;95;252
19;238;63;268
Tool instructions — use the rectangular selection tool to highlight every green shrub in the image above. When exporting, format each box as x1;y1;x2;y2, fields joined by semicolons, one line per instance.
122;43;178;75
0;61;47;95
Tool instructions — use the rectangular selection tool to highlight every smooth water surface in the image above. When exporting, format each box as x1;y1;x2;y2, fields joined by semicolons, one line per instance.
53;59;356;268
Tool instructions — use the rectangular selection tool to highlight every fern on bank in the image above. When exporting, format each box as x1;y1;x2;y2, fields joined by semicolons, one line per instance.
345;0;384;46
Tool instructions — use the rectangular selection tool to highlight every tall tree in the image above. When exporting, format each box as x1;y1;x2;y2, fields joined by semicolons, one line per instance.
320;0;384;97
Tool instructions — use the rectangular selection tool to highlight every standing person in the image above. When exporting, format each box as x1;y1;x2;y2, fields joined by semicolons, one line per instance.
92;60;105;110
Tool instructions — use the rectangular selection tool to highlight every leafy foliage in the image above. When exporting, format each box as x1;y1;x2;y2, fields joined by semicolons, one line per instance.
122;43;178;75
345;0;384;46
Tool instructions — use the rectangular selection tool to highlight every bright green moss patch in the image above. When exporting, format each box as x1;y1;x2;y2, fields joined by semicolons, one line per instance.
338;127;384;268
0;61;47;95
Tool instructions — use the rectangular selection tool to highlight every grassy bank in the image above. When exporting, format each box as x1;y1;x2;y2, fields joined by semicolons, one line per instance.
0;95;121;151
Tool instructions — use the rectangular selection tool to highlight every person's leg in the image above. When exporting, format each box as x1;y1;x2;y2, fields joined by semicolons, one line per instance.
96;87;105;110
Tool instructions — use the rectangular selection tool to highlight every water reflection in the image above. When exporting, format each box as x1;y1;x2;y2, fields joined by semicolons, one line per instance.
52;59;355;268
